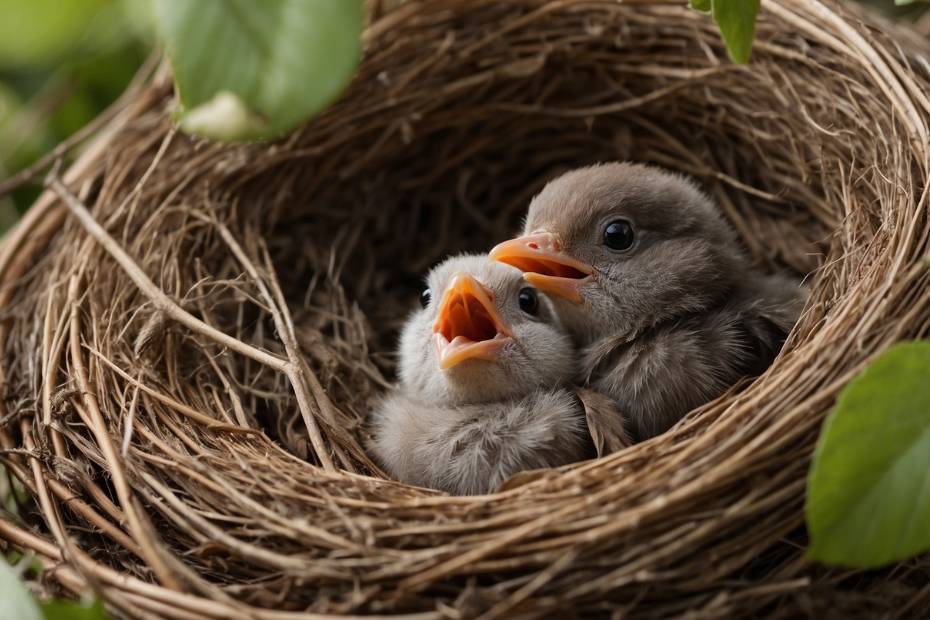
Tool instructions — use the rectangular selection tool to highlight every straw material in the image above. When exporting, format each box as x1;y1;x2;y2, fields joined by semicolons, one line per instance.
2;0;930;617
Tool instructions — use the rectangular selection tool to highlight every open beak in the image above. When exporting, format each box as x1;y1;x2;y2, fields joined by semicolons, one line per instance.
433;273;513;370
489;232;593;304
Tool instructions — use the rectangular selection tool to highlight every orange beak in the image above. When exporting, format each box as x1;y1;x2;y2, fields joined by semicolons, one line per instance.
433;273;513;370
489;232;593;304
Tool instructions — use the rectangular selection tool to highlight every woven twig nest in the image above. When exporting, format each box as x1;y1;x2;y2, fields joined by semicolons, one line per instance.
2;0;930;617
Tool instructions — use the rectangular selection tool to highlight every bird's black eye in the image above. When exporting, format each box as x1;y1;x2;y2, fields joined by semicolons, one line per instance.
518;287;539;315
603;219;635;251
420;289;431;308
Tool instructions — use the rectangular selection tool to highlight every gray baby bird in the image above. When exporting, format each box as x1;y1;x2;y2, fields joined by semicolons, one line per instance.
491;163;806;440
370;255;590;495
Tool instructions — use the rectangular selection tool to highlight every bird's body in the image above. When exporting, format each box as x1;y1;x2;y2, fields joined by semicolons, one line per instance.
492;163;806;440
370;255;590;495
579;273;803;438
371;389;585;495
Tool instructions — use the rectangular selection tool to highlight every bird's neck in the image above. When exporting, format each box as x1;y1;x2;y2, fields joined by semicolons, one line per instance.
611;278;741;348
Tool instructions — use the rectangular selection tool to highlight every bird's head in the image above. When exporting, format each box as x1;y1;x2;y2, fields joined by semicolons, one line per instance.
491;163;744;342
398;255;574;405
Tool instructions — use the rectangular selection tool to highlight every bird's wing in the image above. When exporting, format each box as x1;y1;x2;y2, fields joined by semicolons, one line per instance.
575;388;632;457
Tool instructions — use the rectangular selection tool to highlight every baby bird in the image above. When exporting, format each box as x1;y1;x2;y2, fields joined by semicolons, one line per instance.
370;255;590;495
491;163;806;440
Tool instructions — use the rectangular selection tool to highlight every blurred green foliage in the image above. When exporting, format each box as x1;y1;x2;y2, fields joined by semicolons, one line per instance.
861;0;930;19
0;556;46;620
0;554;106;620
0;0;150;218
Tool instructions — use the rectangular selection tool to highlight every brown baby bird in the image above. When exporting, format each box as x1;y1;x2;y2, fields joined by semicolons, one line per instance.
491;163;806;440
370;255;590;495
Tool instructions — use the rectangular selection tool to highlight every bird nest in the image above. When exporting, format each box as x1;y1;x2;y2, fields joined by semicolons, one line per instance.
2;0;930;617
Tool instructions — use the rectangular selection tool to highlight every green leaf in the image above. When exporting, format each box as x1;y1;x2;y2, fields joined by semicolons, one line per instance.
689;0;711;13
0;559;43;620
178;91;266;143
712;0;759;64
895;0;918;5
41;599;107;620
152;0;363;142
807;341;930;568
